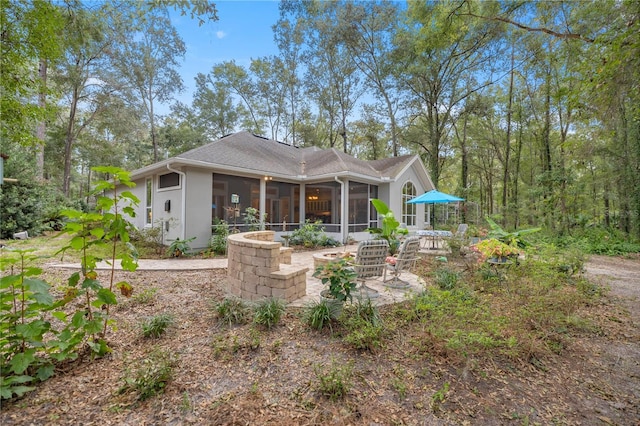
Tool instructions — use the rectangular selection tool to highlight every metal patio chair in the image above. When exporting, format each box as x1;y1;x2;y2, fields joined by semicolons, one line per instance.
351;239;389;299
383;236;421;289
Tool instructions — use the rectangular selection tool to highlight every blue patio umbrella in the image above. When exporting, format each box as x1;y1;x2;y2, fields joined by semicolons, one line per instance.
407;189;464;205
408;189;465;248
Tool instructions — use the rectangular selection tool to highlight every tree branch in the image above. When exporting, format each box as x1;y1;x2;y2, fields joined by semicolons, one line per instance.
463;12;595;43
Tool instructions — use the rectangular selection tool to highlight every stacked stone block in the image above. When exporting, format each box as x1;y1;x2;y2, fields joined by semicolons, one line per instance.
226;231;307;302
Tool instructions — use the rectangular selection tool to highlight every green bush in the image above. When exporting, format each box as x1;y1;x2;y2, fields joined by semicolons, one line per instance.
120;348;177;401
253;297;286;330
141;313;174;338
0;180;66;238
209;218;229;255
213;297;251;327
289;220;340;248
1;167;139;400
302;299;340;331
313;358;353;401
433;268;461;290
341;315;385;351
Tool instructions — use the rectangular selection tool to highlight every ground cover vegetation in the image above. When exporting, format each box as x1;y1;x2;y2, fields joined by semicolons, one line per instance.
2;0;640;422
1;231;638;423
1;1;640;246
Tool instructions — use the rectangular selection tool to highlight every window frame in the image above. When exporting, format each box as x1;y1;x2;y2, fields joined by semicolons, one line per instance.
401;181;416;227
158;172;181;191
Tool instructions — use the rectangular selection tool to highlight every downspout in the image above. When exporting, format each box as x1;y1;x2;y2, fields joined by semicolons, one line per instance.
166;163;186;240
334;176;346;244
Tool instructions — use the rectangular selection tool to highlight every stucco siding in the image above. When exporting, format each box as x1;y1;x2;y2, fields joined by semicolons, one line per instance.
391;163;433;230
127;178;146;231
184;168;213;249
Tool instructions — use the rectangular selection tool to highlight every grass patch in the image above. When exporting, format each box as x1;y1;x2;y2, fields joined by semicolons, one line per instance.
119;348;177;401
141;313;174;338
400;254;603;362
213;297;251;327
253;297;286;330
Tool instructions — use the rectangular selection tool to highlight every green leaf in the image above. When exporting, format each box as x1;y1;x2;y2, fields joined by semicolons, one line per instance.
2;374;34;385
81;278;102;291
0;274;21;289
90;228;105;239
5;385;36;399
52;311;67;322
68;272;80;287
69;236;85;250
96;288;117;305
84;319;103;334
36;364;55;381
16;320;50;340
23;266;43;277
371;198;390;216
24;278;50;293
71;311;87;328
9;349;36;374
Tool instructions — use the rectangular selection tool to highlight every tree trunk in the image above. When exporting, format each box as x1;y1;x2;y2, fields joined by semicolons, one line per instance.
502;48;514;227
63;86;79;196
35;59;47;180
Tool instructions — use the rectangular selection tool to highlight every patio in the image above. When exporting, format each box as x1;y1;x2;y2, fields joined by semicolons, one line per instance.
52;242;434;307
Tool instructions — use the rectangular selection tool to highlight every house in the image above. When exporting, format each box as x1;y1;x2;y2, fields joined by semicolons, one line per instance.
127;131;435;249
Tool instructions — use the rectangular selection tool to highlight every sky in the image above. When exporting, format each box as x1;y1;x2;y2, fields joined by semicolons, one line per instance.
166;0;282;113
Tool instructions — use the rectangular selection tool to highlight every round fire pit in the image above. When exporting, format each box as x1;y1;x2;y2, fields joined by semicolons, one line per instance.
312;252;352;269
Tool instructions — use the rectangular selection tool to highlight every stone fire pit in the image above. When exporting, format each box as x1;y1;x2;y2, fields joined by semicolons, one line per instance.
312;251;353;269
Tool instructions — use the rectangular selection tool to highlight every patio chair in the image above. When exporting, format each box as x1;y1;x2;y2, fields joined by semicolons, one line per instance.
383;236;421;288
351;239;389;299
455;223;468;238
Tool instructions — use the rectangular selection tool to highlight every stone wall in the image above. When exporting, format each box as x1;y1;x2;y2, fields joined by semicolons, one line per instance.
226;231;307;302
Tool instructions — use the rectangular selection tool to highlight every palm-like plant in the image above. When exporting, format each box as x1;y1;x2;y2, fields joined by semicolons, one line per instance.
367;199;408;254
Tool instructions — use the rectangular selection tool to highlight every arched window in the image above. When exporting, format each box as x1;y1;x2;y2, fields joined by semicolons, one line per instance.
402;181;416;226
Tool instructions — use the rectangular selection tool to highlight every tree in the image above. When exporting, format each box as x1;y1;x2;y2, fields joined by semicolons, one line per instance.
52;2;116;196
109;5;186;162
397;1;507;188
191;75;240;139
337;1;404;156
0;0;64;172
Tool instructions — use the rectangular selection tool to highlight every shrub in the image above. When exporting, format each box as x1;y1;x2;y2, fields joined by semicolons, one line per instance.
120;349;177;401
210;218;230;255
289;220;339;248
253;297;286;330
0;180;61;238
302;299;340;331
1;167;138;400
213;297;251;326
433;268;461;290
167;236;195;257
130;224;164;255
341;315;385;351
131;287;158;305
141;313;174;338
314;358;353;401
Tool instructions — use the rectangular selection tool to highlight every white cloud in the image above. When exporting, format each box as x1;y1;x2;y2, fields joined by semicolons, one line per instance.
216;30;227;39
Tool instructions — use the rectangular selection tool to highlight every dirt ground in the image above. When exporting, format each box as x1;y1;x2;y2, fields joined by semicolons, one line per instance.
1;254;639;425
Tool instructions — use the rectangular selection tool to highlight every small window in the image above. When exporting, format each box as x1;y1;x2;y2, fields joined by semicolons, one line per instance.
159;172;180;189
145;178;152;226
402;181;416;227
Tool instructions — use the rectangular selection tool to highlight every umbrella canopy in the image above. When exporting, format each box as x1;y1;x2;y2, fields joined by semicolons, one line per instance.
407;189;464;204
407;190;464;243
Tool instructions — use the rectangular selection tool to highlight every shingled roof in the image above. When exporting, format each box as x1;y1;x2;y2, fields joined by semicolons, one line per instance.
134;131;419;182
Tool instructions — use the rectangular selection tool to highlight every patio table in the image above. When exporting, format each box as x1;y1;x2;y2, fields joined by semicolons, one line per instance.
415;230;453;249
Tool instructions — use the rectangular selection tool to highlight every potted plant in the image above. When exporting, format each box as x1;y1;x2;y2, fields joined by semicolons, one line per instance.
367;199;409;255
312;257;357;305
471;238;520;263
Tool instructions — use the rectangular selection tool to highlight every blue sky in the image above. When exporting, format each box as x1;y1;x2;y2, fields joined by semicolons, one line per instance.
167;0;282;112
